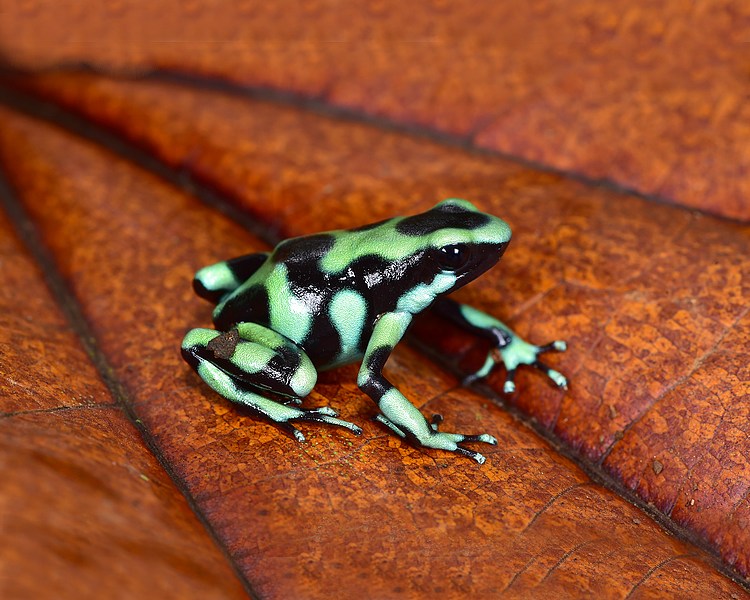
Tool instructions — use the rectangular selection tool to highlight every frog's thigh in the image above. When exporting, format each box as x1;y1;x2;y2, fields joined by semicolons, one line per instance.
182;326;361;439
194;356;307;425
182;326;317;401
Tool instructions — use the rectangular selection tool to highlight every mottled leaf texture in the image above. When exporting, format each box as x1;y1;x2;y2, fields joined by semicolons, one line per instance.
1;1;750;221
0;196;249;599
0;3;748;600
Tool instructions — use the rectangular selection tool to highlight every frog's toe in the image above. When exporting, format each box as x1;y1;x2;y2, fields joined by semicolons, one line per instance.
450;440;496;464
533;360;568;390
538;340;567;353
295;409;362;435
276;421;307;443
502;368;517;394
458;433;497;446
452;434;498;463
427;415;497;446
425;427;497;452
319;417;362;435
429;413;444;432
454;447;487;464
549;369;568;390
309;406;338;417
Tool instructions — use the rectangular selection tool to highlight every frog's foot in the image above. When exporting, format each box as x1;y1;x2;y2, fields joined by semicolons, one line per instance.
209;382;363;443
280;406;363;442
464;338;567;394
375;412;497;464
182;327;362;442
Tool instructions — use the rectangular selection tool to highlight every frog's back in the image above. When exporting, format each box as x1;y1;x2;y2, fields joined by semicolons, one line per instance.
212;231;380;369
211;203;502;370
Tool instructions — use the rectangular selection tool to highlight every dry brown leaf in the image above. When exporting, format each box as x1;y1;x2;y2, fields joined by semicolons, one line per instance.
1;4;749;598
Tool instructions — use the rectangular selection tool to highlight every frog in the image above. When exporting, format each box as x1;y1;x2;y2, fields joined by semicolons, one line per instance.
182;199;567;464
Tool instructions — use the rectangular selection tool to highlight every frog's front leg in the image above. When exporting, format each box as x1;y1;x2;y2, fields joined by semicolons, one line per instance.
432;298;567;394
358;312;497;464
181;323;362;441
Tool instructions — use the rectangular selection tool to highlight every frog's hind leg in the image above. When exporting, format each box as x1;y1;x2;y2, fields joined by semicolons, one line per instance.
181;324;362;441
193;252;270;303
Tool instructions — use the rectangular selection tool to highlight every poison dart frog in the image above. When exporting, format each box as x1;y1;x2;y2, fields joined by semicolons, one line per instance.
182;199;567;464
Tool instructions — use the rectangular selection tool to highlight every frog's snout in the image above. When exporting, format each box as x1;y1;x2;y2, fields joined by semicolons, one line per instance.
468;239;509;281
490;240;510;267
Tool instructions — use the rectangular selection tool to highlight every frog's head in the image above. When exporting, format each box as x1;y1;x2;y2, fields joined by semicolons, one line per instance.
388;199;512;314
320;199;511;315
411;198;511;284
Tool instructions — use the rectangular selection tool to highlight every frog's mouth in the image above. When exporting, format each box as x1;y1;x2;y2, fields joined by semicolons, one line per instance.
453;240;510;291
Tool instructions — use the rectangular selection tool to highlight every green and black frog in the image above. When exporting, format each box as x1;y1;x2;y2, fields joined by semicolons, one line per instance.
182;199;566;464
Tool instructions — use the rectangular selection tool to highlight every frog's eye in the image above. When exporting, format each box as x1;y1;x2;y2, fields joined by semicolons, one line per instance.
437;244;470;271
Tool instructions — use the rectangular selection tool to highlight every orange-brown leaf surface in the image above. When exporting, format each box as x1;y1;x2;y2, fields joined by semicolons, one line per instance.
0;3;749;599
0;193;249;599
1;1;749;221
